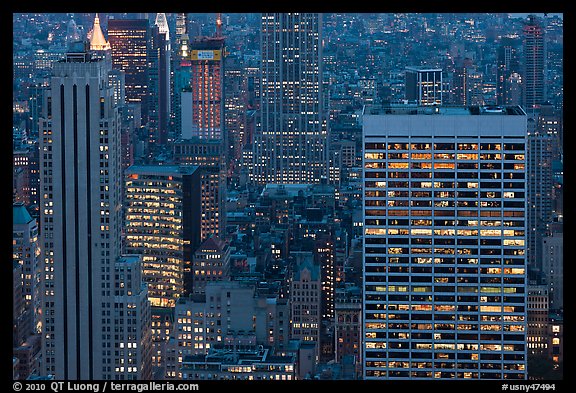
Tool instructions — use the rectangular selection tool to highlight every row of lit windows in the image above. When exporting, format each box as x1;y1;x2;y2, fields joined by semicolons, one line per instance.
364;181;524;189
366;228;524;236
366;211;525;219
364;219;523;227
366;190;523;198
366;201;524;209
365;143;521;151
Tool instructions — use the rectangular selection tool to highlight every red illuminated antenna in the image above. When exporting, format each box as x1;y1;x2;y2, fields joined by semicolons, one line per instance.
216;13;223;37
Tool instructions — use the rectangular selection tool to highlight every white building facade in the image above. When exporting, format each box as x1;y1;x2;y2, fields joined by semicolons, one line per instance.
362;105;528;379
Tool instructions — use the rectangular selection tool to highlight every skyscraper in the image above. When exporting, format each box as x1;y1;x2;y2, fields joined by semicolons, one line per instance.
183;36;225;141
13;203;41;339
108;18;150;124
124;165;202;306
148;13;171;146
496;37;521;106
13;203;42;380
405;66;443;106
176;31;227;239
523;15;546;111
254;13;327;184
171;32;191;139
173;139;223;241
39;43;122;379
362;104;528;380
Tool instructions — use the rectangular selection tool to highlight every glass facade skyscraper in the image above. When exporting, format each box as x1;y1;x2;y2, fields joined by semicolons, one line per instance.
108;19;150;124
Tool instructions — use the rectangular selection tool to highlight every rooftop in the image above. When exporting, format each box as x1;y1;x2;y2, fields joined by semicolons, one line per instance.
125;164;198;176
405;65;443;72
364;104;526;116
13;203;33;225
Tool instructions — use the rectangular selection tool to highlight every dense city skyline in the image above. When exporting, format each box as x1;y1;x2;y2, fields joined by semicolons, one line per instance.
12;12;563;383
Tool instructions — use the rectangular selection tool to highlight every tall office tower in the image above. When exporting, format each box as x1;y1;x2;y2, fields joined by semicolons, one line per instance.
314;235;335;324
523;15;546;112
451;57;473;106
13;203;41;338
172;33;192;138
254;13;327;184
124;165;202;307
496;37;521;106
224;54;248;170
526;107;558;277
39;44;122;379
148;13;171;146
113;255;153;380
362;104;528;380
108;18;150;124
173;139;223;240
177;34;227;237
542;230;563;312
405;66;443;106
28;84;48;140
290;254;322;360
191;236;231;295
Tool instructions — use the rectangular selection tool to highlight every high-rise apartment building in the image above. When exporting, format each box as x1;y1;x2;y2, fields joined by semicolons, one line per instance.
124;165;202;307
176;34;227;239
108;18;150;124
523;15;546;111
253;13;327;184
39;44;122;379
405;66;443;106
362;104;528;380
182;36;225;141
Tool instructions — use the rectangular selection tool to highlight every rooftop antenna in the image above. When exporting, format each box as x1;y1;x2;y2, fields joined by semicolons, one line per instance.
216;13;223;37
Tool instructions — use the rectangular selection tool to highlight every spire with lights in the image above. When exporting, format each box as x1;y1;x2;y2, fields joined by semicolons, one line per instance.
89;13;111;51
